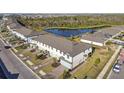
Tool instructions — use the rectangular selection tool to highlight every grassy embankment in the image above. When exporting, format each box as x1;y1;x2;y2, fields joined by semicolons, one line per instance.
16;14;124;32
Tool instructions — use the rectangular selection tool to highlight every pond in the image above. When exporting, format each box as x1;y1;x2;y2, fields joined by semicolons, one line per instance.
45;28;95;37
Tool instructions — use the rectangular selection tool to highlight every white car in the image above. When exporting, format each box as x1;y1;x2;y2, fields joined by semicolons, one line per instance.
113;64;121;73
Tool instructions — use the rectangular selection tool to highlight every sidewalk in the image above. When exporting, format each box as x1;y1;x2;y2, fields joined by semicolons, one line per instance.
48;65;65;79
97;45;122;79
0;34;41;79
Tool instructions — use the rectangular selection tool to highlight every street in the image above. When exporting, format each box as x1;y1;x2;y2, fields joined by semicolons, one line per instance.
0;38;39;79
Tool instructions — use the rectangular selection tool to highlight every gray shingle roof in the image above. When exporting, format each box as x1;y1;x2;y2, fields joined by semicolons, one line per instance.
81;26;124;43
33;33;91;57
8;18;48;37
8;18;91;57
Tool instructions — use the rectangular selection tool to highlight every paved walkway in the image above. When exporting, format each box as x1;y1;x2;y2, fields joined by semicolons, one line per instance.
48;65;65;79
108;62;124;79
97;45;122;79
71;62;85;74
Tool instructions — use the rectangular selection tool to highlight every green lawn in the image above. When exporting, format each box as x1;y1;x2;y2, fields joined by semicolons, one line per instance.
15;46;51;66
67;37;81;42
45;25;111;30
41;63;55;73
15;46;37;63
72;46;114;79
15;45;58;74
15;46;24;54
113;37;123;41
22;51;44;65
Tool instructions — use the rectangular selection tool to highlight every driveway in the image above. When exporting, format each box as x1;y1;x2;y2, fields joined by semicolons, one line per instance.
43;65;66;79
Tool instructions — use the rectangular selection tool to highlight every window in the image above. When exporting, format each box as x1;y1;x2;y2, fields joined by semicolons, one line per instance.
58;50;60;53
67;55;69;59
84;54;88;57
66;53;70;59
61;52;63;55
43;44;45;46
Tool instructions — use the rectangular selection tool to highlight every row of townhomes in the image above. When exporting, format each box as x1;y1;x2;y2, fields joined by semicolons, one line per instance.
81;26;124;46
6;17;92;69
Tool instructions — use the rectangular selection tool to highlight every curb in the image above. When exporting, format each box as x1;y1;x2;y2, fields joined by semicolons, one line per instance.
0;37;41;79
97;46;122;79
10;50;41;79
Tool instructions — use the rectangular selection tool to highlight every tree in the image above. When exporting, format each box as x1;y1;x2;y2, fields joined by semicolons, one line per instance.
108;47;111;52
51;57;60;67
94;58;100;67
63;70;71;79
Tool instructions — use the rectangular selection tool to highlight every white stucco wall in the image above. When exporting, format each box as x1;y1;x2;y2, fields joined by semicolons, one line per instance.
7;26;27;41
80;39;92;44
92;42;104;46
33;41;73;62
81;39;104;46
72;47;92;68
12;31;27;41
60;60;72;69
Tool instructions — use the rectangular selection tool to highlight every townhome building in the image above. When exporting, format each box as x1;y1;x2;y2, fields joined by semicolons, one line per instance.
81;26;124;46
6;18;92;69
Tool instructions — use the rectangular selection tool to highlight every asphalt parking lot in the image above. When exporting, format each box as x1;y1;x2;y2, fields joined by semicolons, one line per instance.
108;64;124;79
108;48;124;79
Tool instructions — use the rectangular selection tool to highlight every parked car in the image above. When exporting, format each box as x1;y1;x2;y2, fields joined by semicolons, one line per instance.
113;63;121;73
4;45;11;49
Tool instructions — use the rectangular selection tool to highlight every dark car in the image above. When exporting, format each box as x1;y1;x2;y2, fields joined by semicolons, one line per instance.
4;46;11;49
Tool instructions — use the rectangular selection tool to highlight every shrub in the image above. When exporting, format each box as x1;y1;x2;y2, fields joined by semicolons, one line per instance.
51;62;60;67
30;49;36;52
106;41;113;45
63;70;71;79
36;53;42;59
22;45;28;49
94;58;100;67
